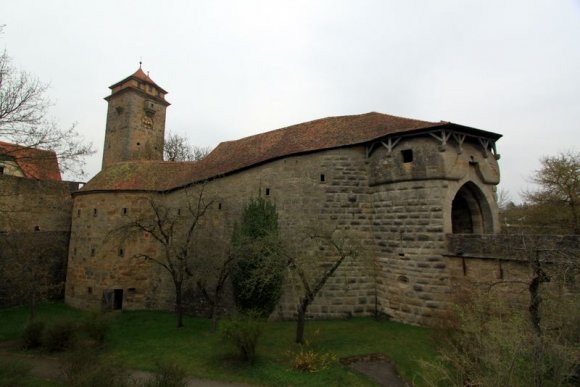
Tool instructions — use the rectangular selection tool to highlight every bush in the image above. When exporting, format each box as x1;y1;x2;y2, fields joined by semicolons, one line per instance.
289;331;337;372
231;197;286;317
83;311;111;346
219;312;263;363
143;361;188;387
43;319;77;352
61;348;131;387
21;320;45;350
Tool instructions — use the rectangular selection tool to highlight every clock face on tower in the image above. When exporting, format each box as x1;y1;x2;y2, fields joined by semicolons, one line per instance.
142;116;153;129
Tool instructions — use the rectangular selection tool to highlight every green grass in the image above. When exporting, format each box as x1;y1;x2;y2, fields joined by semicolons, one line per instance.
0;303;438;386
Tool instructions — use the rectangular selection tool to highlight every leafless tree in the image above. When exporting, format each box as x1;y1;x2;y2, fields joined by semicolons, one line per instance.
523;150;579;234
288;228;361;344
164;131;211;162
115;186;213;328
0;42;94;178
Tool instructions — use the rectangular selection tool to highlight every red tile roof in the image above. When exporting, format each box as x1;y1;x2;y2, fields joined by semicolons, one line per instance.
109;67;167;94
0;141;62;181
80;112;500;193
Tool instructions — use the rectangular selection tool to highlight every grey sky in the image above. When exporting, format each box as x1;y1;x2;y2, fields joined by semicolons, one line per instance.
2;0;579;202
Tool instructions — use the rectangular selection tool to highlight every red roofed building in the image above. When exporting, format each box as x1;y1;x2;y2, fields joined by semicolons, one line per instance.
65;69;505;326
0;141;62;181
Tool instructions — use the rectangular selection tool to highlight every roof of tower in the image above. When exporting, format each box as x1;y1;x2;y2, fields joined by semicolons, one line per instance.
80;111;501;193
0;141;62;181
109;67;168;94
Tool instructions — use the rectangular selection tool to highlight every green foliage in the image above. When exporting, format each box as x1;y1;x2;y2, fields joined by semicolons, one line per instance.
289;331;337;372
42;319;77;352
82;311;112;346
231;197;286;316
20;320;45;350
143;361;188;387
219;312;264;363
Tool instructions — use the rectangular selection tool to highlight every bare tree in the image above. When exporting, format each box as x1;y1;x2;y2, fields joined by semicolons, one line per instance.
194;242;236;332
288;228;361;344
0;38;94;177
523;150;579;234
164;131;211;162
115;186;213;328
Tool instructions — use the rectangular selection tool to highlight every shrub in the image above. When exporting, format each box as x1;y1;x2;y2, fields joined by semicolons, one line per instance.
43;319;77;352
62;348;131;387
21;320;45;349
231;197;286;317
83;311;111;346
143;361;188;387
219;312;263;363
289;332;337;372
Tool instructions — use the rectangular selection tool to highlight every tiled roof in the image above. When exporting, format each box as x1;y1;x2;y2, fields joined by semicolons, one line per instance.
109;67;167;94
80;112;498;193
0;141;62;181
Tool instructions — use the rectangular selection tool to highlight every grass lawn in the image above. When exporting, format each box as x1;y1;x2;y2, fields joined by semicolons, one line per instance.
0;303;438;386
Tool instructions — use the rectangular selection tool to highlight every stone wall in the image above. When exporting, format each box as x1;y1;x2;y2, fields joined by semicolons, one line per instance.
66;134;504;326
0;175;78;306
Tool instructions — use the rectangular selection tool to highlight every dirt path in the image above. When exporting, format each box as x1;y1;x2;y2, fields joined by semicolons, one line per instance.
0;350;251;387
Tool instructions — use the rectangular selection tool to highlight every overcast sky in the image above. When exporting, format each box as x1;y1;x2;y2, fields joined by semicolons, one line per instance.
2;0;579;202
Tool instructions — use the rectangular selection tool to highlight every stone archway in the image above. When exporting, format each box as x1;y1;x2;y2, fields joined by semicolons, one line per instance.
451;182;493;234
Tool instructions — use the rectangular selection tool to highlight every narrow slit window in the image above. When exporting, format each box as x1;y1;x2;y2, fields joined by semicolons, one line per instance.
265;188;270;196
93;208;98;217
118;248;124;257
177;208;181;215
88;287;93;295
90;248;96;257
218;203;222;210
122;208;128;215
320;174;325;182
401;149;413;163
77;209;81;217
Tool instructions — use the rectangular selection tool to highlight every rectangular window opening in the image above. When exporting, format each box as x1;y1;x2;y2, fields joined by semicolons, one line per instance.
118;248;124;257
93;208;98;217
87;287;93;295
218;203;222;210
320;174;325;182
265;188;270;196
122;208;128;215
0;166;4;175
401;149;413;163
77;209;81;217
90;248;96;257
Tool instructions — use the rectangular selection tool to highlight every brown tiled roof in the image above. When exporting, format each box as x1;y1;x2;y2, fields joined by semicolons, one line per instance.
0;141;62;181
80;112;498;193
109;67;167;94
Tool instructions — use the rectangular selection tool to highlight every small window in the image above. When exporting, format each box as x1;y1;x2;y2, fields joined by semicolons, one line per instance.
122;208;128;215
118;248;124;257
177;208;181;215
93;208;98;217
87;287;93;295
77;209;81;217
128;287;136;294
34;225;40;231
401;149;413;163
136;142;141;146
0;166;4;175
320;174;326;182
265;188;270;196
90;248;96;257
218;203;222;210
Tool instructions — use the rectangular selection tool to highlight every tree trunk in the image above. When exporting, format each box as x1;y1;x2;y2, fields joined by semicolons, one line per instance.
175;281;184;328
295;299;309;344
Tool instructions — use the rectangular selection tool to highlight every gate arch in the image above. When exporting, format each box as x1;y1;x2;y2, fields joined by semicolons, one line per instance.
451;182;493;234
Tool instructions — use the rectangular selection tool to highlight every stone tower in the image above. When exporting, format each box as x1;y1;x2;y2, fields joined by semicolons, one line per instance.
101;67;170;169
